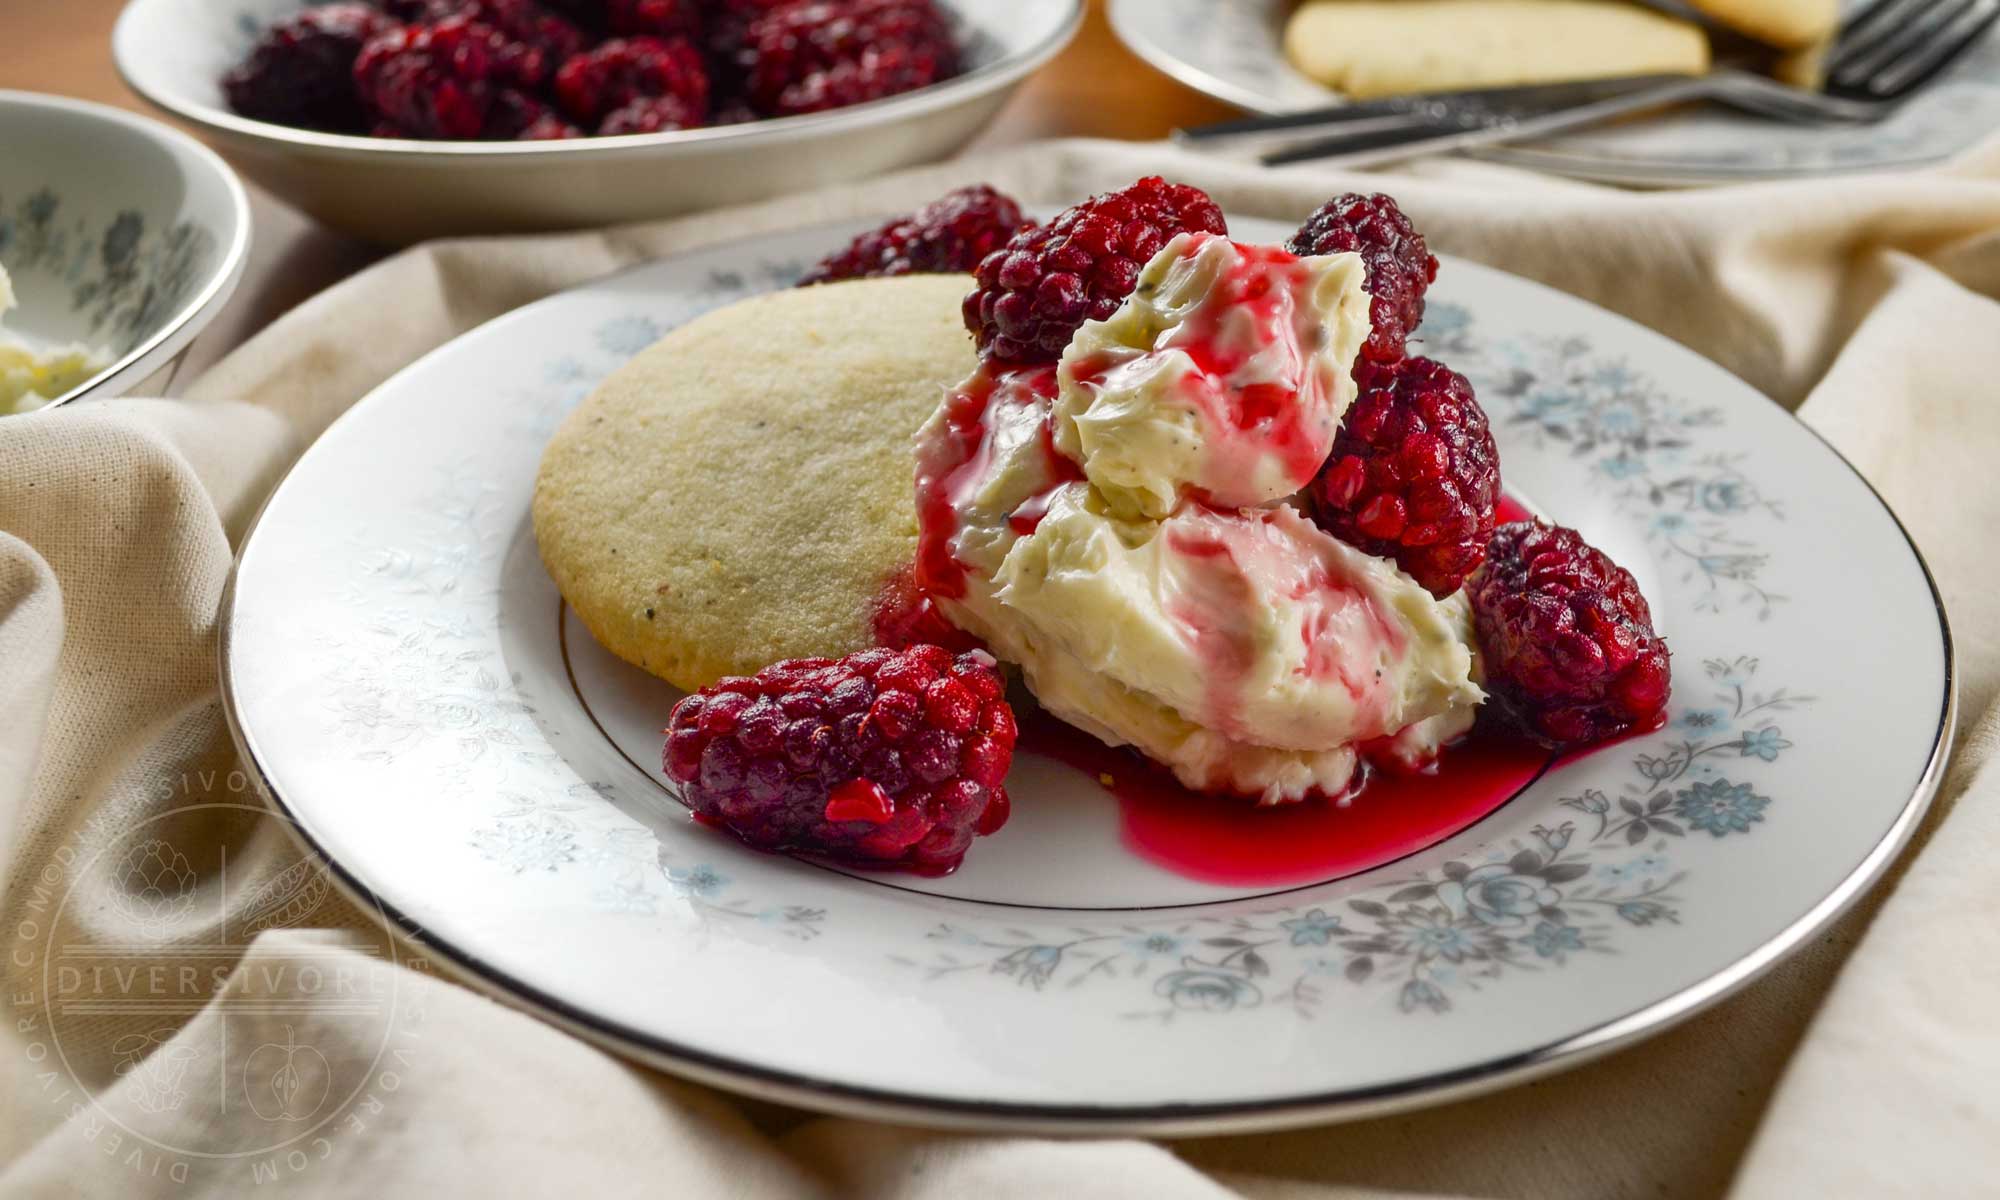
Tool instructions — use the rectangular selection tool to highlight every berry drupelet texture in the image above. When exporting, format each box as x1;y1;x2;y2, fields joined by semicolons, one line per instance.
1308;356;1499;597
554;35;710;129
354;16;552;139
1467;520;1672;748
1287;193;1438;364
799;185;1033;286
607;0;705;38
383;0;590;61
740;0;960;117
962;176;1228;365
662;645;1015;874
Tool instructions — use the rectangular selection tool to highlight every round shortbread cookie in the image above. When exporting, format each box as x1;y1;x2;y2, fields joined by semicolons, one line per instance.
533;274;975;691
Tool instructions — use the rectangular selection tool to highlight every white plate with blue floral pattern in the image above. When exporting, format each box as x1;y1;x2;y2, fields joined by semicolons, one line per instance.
220;215;1952;1134
1109;0;2000;186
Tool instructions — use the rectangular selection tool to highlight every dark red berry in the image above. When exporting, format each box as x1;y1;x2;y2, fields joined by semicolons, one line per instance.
800;185;1032;286
963;176;1227;364
1287;193;1438;364
603;0;702;37
662;646;1015;874
1467;520;1672;748
554;36;709;126
487;88;584;138
741;0;960;118
1307;356;1498;597
354;17;550;140
381;0;588;61
597;93;703;133
699;0;789;100
222;4;395;133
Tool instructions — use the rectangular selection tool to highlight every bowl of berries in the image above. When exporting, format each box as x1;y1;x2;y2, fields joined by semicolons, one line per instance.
111;0;1082;245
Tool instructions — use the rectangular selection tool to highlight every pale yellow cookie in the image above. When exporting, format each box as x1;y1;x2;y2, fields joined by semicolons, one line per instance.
533;274;975;691
1283;0;1711;100
1770;31;1834;88
1686;0;1836;52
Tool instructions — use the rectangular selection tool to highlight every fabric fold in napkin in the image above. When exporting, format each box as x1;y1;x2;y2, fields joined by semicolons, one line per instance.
3;137;1998;1198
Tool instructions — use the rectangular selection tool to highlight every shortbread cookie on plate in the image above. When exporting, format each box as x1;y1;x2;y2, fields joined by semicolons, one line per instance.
1283;0;1710;99
533;274;974;691
1686;0;1836;52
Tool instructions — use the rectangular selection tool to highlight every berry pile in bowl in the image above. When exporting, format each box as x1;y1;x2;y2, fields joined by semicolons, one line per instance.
221;0;965;141
534;176;1674;877
111;0;1081;244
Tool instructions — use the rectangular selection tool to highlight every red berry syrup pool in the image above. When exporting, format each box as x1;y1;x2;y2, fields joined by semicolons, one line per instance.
1015;491;1555;889
1018;710;1554;888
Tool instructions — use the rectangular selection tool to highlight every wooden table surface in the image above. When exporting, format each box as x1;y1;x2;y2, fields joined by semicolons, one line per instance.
0;0;1237;378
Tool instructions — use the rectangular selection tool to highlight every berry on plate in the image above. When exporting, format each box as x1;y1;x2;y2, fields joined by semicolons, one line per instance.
1308;355;1499;597
799;185;1033;286
963;175;1227;365
1467;520;1672;748
1286;193;1438;364
221;3;395;133
663;645;1015;874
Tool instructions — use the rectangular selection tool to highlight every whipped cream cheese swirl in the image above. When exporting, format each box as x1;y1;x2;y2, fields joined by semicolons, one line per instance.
916;235;1482;803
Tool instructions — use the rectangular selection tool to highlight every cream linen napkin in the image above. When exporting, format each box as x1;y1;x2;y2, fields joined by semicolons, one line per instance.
4;138;1998;1198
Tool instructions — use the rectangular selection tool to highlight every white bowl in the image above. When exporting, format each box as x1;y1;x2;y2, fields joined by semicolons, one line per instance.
0;90;250;412
113;0;1083;246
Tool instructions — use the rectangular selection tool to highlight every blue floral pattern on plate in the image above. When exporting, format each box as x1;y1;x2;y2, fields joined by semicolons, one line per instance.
1427;304;1788;618
886;654;1805;1018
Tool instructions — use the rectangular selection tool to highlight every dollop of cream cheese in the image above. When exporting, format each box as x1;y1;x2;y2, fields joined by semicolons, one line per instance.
915;236;1484;803
1052;233;1370;520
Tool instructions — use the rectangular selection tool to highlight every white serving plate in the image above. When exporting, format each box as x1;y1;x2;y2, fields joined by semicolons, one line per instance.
221;214;1951;1134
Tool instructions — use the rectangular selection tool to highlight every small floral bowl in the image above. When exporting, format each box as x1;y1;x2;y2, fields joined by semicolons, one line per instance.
0;91;251;412
112;0;1083;246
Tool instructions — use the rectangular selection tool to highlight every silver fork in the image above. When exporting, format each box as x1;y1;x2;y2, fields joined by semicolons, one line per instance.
1175;0;2000;168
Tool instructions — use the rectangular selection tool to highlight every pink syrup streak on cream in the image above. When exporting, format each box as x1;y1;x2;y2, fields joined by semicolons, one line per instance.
1162;507;1405;735
913;364;1069;599
1177;240;1339;504
1063;237;1342;512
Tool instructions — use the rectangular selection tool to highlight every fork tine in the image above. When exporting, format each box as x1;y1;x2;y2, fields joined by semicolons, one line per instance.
1830;0;1959;74
1831;0;1977;85
1868;0;2000;95
1836;0;1942;48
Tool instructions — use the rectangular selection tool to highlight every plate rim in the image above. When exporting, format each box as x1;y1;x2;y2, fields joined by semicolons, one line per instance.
1103;0;1970;186
215;225;1958;1135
